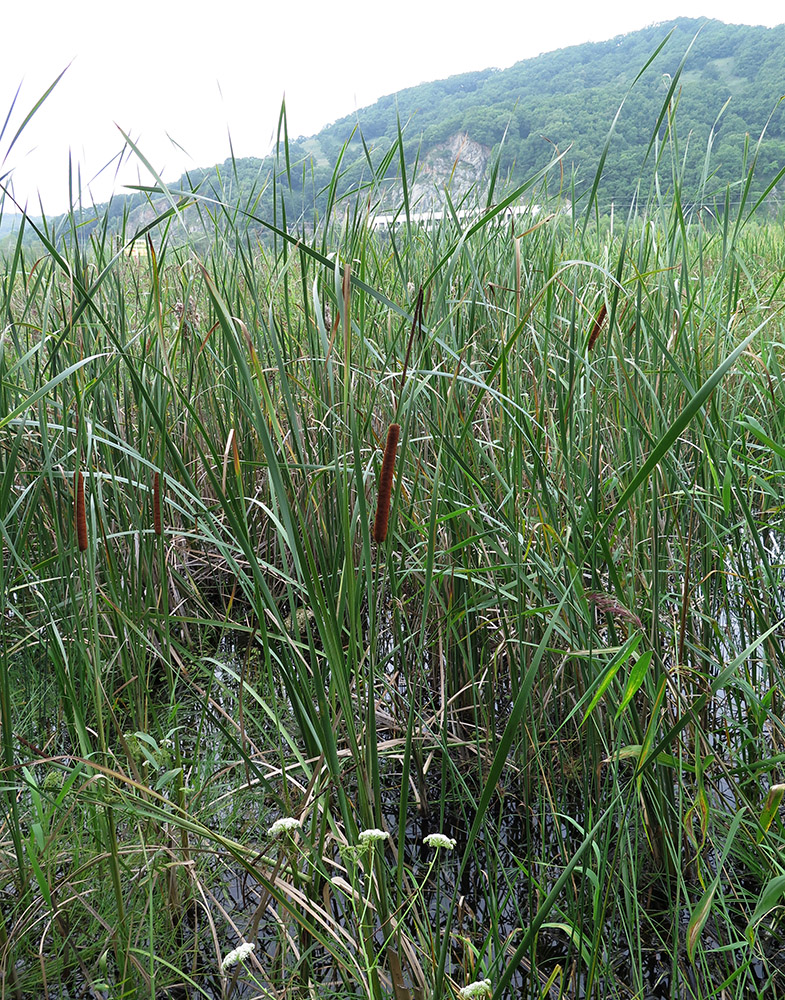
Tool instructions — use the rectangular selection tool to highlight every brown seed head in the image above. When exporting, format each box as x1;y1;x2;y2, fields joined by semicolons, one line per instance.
586;591;643;631
588;303;608;351
373;424;400;544
153;471;162;536
76;470;88;552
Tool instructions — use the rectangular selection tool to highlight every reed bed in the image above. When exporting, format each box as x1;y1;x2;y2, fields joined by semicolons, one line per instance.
1;85;785;1000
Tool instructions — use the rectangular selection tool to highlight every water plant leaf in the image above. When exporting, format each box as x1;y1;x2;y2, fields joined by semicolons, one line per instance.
582;633;642;722
755;784;785;845
541;922;592;967
687;808;745;962
0;354;106;430
584;322;762;571
639;617;785;771
636;677;667;791
687;882;718;963
745;875;785;946
154;768;184;792
739;414;785;461
24;834;52;910
615;650;654;721
606;745;643;762
1;66;69;164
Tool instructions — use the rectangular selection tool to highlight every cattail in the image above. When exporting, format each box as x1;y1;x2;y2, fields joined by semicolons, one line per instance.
75;470;88;552
372;424;400;544
588;302;608;351
153;471;162;536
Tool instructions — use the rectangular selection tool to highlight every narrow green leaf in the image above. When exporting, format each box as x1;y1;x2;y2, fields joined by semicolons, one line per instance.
615;650;654;720
746;875;785;946
582;633;642;722
687;809;745;962
755;784;785;844
687;882;718;963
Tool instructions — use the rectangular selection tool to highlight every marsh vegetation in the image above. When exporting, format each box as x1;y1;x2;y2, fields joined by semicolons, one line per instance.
2;79;785;999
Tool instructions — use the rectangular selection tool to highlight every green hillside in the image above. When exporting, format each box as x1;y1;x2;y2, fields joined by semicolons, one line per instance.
172;17;785;227
5;16;784;251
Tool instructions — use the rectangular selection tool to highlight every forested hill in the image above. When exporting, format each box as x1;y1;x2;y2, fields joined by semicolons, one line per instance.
5;16;784;249
166;17;784;227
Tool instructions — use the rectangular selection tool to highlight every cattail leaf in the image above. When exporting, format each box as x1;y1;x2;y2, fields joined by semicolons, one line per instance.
582;633;641;722
541;923;592;968
745;875;785;946
25;833;53;910
603;744;643;764
687;882;717;963
586;326;760;571
1;355;101;432
635;677;667;794
687;809;746;961
739;414;785;461
615;650;654;720
755;784;785;844
722;457;733;518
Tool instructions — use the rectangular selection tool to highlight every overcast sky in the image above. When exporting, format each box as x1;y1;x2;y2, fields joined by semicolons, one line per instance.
1;0;783;215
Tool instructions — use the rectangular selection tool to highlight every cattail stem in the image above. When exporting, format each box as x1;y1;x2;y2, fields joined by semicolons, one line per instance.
153;471;162;536
75;470;88;552
398;287;422;411
373;424;400;544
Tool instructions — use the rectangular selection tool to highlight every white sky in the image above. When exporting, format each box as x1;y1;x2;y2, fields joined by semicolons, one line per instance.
1;0;783;215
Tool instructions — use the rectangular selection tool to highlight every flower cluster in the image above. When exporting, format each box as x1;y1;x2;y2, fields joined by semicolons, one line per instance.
423;833;457;851
459;979;492;999
268;816;302;838
358;828;390;845
221;941;255;971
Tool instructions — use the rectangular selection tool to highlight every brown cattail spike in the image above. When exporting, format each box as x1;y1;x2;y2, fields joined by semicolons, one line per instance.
588;303;608;351
153;471;162;536
373;424;400;544
76;470;88;552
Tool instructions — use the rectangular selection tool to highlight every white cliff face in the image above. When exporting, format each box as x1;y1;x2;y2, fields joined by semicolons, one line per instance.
388;132;491;213
124;132;492;240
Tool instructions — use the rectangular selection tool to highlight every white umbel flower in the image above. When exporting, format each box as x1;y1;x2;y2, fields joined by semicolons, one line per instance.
423;833;457;851
459;979;492;999
358;828;389;845
221;941;255;971
268;816;302;838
